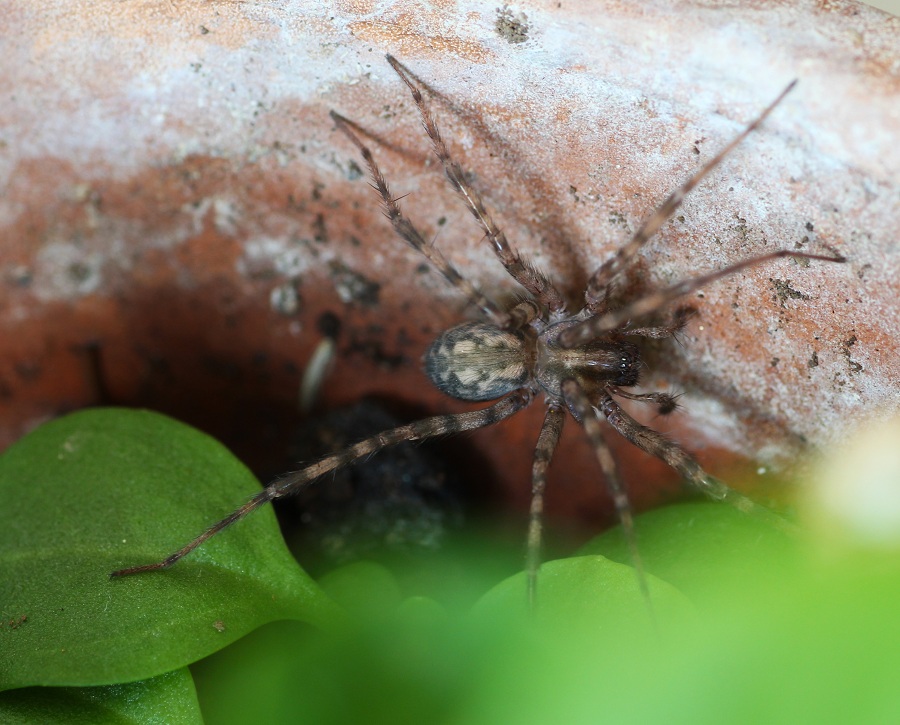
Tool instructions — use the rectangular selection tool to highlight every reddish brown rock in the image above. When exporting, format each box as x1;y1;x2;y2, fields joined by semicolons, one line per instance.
1;1;897;533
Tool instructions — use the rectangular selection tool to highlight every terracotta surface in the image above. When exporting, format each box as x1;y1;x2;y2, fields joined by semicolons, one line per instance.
1;1;898;532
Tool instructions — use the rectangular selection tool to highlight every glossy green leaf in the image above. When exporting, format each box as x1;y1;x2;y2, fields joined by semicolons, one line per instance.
0;668;201;725
0;408;341;691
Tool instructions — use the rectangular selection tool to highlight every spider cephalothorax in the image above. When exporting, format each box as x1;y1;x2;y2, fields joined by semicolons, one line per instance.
112;56;844;604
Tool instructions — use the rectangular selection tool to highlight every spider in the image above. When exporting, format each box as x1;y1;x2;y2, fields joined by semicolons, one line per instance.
112;56;845;605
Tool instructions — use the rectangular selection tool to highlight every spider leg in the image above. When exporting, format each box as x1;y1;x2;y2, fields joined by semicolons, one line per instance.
561;379;653;610
622;305;695;339
386;54;567;315
561;249;845;348
507;297;545;329
597;391;797;533
584;81;797;313
111;390;533;577
331;111;510;328
608;386;681;416
526;402;566;610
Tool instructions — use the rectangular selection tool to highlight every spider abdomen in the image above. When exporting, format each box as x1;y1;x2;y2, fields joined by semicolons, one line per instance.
424;322;531;401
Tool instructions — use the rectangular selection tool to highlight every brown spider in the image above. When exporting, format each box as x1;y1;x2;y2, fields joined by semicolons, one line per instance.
112;56;845;604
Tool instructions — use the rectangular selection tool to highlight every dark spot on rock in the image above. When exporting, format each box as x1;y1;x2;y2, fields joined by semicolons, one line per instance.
329;261;380;307
317;310;342;338
344;332;406;370
67;261;92;284
6;265;32;287
347;160;364;181
770;278;811;307
313;213;328;243
841;334;863;374
14;361;42;381
608;210;627;227
496;4;529;44
202;355;241;381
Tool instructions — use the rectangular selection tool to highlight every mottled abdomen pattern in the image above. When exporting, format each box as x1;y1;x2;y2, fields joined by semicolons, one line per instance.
424;322;529;401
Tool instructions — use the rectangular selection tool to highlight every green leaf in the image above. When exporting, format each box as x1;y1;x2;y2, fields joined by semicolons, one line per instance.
0;408;341;691
317;561;403;621
460;542;900;724
0;668;201;725
192;558;694;725
454;557;900;725
198;531;900;724
637;560;900;724
192;621;321;725
193;598;457;725
471;554;697;646
579;501;800;606
459;556;698;725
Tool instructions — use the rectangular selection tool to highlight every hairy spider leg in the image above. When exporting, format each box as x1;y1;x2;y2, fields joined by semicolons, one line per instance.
386;54;567;317
608;386;682;417
597;392;798;535
110;391;532;577
561;249;846;347
583;80;798;314
562;379;653;611
330;111;510;329
526;403;566;609
623;305;696;340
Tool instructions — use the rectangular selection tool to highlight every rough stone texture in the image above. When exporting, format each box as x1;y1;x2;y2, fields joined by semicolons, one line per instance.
1;1;897;528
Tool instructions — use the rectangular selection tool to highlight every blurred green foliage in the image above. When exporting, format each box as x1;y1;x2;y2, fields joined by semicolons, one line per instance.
1;408;898;723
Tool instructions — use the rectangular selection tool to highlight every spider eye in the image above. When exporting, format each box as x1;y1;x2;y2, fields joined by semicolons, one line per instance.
613;346;640;387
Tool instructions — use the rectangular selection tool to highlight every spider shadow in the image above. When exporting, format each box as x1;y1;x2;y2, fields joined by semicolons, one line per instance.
375;58;593;300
